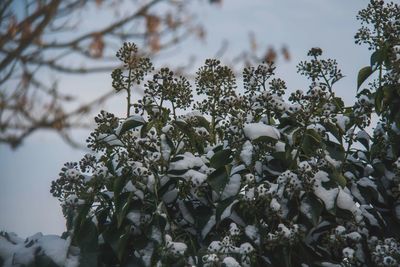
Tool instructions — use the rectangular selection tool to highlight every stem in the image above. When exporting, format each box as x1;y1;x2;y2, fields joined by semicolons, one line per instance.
290;126;307;169
290;103;315;169
376;14;383;89
261;77;272;124
211;95;217;144
171;102;177;121
126;68;132;117
340;124;358;173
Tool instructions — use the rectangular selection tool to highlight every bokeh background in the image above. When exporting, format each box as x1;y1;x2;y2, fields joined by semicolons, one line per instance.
0;0;371;237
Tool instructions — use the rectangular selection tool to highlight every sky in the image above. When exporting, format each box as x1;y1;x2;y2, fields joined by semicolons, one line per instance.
0;0;376;237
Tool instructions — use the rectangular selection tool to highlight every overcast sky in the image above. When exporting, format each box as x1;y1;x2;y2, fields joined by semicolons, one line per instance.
0;0;374;237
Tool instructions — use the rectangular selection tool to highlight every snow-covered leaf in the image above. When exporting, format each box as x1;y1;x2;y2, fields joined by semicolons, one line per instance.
118;115;146;135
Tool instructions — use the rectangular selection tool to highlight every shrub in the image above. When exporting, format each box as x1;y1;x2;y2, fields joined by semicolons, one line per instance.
1;1;400;266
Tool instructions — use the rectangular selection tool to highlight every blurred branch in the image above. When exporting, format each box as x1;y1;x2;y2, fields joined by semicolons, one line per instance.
0;0;290;149
0;0;203;149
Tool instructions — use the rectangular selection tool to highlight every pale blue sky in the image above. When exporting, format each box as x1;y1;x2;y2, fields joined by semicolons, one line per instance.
0;0;377;237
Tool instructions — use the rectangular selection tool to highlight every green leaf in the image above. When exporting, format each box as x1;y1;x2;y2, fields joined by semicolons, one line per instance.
271;246;292;267
35;255;59;267
174;120;204;154
331;170;347;188
322;122;342;142
103;226;130;260
119;115;145;135
174;120;191;136
371;48;388;69
292;128;303;145
370;50;381;69
325;141;345;161
302;129;321;156
356;131;370;150
216;197;236;222
357;66;373;90
117;232;130;261
194;115;211;131
113;175;128;198
140;119;154;138
374;86;384;114
194;138;205;154
332;96;344;111
254;135;278;143
208;167;229;194
117;192;133;228
75;219;98;267
302;193;323;226
210;149;232;169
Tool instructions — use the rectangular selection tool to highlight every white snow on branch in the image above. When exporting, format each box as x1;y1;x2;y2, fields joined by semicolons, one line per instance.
243;123;280;140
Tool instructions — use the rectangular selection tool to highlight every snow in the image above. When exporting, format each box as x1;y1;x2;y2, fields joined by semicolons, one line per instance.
222;256;241;267
346;232;361;241
240;141;253;165
255;161;263;175
325;154;341;168
181;111;202;119
243;123;280;140
64;194;85;205
335;226;346;235
336;188;358;214
321;262;341;267
138;243;154;266
307;123;325;133
245;225;260;245
229;223;240;236
194;127;209;135
116;115;145;134
358;177;376;188
202;215;216;239
335;115;349;132
162;124;174;133
270;198;281;211
360;205;379;226
313;171;338;210
221;200;239;220
38;236;73;266
151;228;162;244
278;223;291;238
162;189;178;204
298;161;312;172
166;234;187;256
123;181;144;200
230;164;246;175
244;187;255;201
98;133;124;146
344;171;355;180
300;201;312;220
0;233;78;267
208;241;222;253
184;169;207;186
169;152;204;171
127;211;141;226
221;174;241;200
342;247;354;259
160;134;171;161
356;130;370;142
275;141;286;152
239;242;254;254
65;169;80;180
